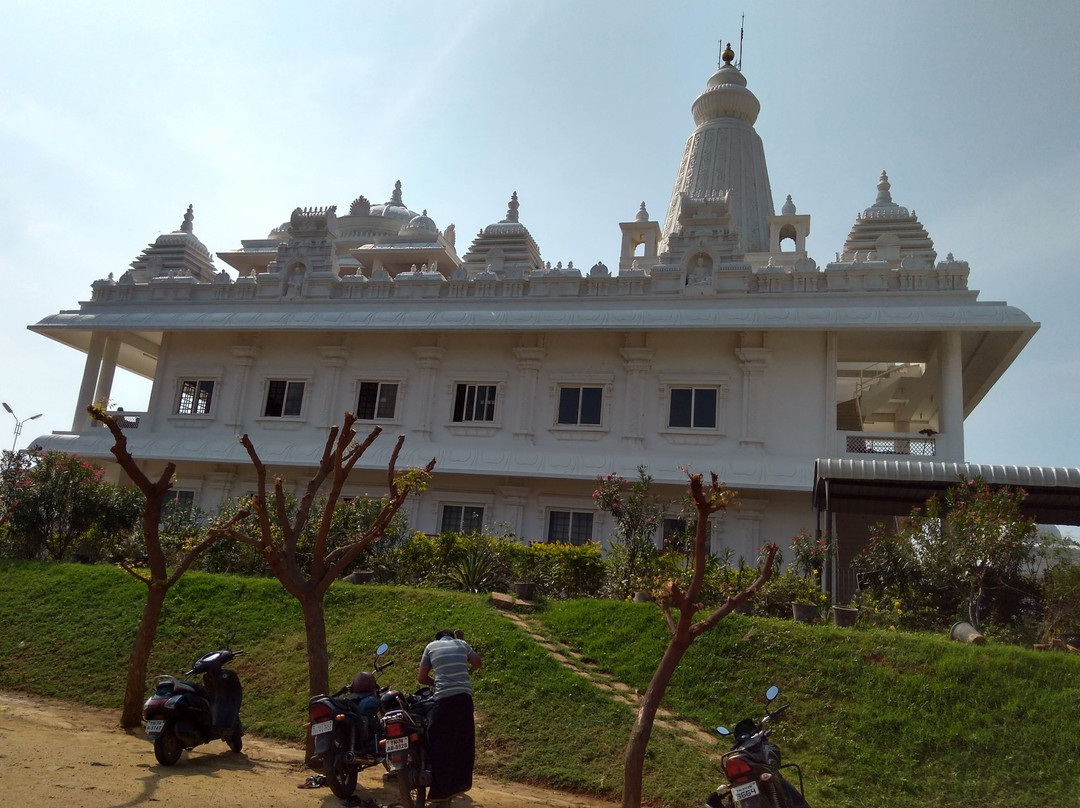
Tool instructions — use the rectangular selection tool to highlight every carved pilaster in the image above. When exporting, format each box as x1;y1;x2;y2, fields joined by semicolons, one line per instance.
735;345;772;452
512;346;546;442
227;344;260;429
319;346;348;427
496;485;531;537
411;346;446;438
619;346;654;445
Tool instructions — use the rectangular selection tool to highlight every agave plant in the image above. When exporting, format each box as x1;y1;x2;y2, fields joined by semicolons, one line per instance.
446;545;498;593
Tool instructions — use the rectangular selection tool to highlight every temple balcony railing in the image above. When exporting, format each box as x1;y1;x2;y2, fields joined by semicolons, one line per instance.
840;431;936;458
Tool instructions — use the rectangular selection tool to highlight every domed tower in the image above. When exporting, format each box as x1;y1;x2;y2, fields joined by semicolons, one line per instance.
660;44;774;257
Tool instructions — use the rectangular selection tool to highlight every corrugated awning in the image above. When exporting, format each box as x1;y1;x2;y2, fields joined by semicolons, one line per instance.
813;459;1080;525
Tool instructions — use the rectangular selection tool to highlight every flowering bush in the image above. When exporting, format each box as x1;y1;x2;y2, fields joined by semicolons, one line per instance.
593;466;666;599
854;476;1040;629
789;528;834;580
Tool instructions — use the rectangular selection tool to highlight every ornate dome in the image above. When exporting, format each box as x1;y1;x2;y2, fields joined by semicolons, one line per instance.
368;180;418;221
402;209;438;236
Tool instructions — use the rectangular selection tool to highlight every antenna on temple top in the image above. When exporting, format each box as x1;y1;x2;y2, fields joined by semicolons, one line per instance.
737;13;745;71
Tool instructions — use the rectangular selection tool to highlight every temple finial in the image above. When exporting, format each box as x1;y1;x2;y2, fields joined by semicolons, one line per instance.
390;180;404;206
180;204;194;234
504;191;520;223
721;42;735;66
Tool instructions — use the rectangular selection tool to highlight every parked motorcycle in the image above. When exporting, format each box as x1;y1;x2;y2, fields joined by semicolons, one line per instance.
143;645;245;766
379;686;435;808
306;642;395;799
705;685;809;808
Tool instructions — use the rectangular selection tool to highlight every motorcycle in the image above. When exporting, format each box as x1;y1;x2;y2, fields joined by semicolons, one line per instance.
379;686;435;808
305;642;395;799
143;645;245;766
705;685;810;808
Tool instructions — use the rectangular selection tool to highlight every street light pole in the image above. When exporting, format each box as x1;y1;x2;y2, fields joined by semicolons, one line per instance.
2;402;42;453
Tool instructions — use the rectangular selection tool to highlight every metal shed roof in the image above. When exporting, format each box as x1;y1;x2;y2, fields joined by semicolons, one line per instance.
813;459;1080;525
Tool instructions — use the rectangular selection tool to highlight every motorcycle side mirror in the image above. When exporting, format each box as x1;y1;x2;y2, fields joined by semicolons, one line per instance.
375;642;389;657
716;726;731;737
765;685;780;703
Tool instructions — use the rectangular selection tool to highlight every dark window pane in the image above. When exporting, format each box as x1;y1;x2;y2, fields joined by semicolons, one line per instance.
265;380;286;417
462;506;484;533
548;510;570;542
557;388;580;424
453;384;468;421
376;384;397;419
580;387;602;425
569;512;593;545
440;505;462;533
669;388;692;428
283;382;305;416
693;388;717;428
357;382;378;419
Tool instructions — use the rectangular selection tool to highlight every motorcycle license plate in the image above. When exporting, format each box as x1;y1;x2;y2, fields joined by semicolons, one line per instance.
385;736;409;752
310;720;334;736
145;719;165;736
733;781;760;801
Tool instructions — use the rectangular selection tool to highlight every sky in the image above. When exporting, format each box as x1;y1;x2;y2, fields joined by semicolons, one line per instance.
1;1;1078;473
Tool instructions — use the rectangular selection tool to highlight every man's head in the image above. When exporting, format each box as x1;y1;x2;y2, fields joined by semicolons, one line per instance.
435;629;455;640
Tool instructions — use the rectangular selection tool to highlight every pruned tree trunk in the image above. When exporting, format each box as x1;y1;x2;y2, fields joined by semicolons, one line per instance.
620;472;778;808
121;582;168;726
87;405;239;727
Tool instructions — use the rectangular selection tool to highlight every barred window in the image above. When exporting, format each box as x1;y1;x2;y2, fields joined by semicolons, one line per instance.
452;383;497;423
177;380;214;415
547;510;594;545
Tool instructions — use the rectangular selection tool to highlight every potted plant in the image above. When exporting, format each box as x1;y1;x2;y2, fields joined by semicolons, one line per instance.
511;543;541;601
832;602;859;627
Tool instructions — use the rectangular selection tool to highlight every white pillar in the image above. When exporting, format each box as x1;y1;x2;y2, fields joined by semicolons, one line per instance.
73;332;107;432
939;331;965;459
93;336;121;412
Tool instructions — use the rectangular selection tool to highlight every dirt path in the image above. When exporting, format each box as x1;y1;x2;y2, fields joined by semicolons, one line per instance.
0;692;621;808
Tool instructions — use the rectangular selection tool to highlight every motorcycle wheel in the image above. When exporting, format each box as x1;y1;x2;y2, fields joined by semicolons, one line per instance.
226;720;243;754
327;740;358;799
396;746;427;808
153;724;183;766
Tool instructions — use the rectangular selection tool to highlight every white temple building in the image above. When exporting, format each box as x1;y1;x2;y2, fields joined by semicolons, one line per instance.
30;46;1054;595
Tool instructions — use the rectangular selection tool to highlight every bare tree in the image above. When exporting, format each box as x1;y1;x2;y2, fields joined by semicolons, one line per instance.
212;412;435;699
86;406;242;727
621;472;779;808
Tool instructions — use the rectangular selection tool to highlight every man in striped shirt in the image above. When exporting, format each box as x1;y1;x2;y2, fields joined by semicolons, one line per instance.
418;629;482;803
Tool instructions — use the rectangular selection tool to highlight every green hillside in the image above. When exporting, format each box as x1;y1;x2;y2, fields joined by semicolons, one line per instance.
1;560;1078;807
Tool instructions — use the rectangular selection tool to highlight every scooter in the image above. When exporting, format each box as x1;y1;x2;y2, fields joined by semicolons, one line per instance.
143;645;245;766
305;642;395;799
705;685;810;808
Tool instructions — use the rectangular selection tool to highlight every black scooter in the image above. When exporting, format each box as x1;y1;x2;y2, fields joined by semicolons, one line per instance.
706;685;810;808
143;645;245;766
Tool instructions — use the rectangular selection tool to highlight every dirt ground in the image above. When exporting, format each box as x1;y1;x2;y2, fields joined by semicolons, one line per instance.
0;692;621;808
